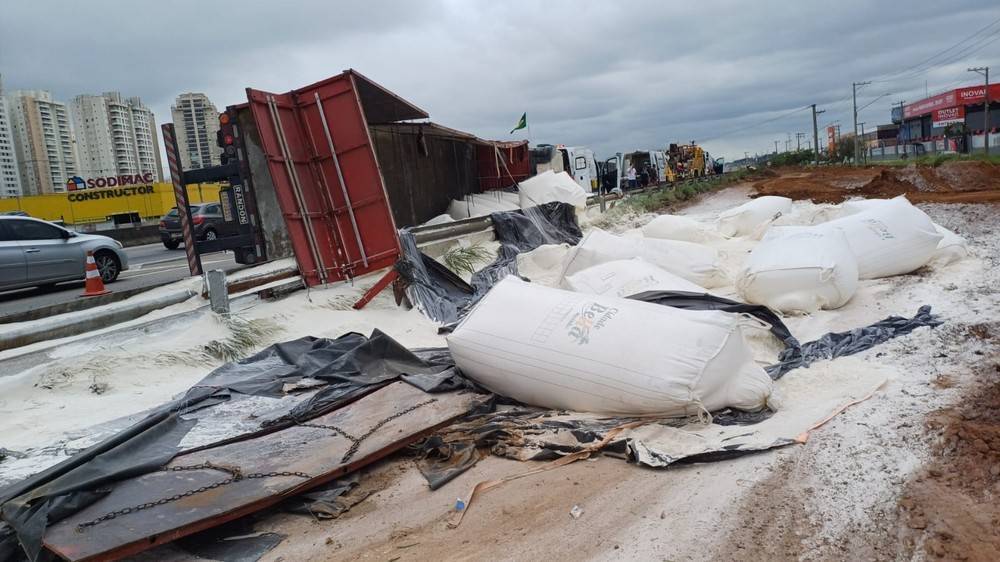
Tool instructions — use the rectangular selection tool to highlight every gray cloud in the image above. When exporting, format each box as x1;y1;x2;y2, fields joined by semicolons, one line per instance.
2;0;998;163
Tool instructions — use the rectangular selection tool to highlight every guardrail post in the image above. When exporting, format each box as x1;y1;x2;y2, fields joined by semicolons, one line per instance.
206;269;230;314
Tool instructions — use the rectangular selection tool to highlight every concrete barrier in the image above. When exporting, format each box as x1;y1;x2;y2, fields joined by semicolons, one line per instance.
0;289;197;351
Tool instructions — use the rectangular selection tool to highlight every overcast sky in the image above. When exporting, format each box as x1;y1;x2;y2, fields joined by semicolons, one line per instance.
2;1;998;164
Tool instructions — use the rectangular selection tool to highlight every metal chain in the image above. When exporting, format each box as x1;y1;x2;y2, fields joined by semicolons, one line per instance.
75;462;310;532
300;398;438;464
75;398;436;532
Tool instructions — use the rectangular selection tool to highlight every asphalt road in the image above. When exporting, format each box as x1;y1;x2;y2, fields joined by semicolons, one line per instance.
0;243;247;320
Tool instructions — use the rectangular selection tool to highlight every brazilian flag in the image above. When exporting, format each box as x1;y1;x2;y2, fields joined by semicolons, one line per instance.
510;112;527;134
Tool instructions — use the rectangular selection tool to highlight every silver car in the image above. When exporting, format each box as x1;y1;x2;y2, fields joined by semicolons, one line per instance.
0;216;129;291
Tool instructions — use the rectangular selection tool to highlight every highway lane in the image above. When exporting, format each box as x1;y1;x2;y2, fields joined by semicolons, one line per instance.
0;243;247;320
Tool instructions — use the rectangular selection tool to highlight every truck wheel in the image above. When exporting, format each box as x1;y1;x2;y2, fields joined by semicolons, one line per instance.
94;251;121;283
163;239;180;250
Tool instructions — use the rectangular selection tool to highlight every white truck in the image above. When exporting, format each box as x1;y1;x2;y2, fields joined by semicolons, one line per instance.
530;144;599;192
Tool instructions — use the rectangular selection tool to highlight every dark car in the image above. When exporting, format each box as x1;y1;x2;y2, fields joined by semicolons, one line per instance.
158;203;234;249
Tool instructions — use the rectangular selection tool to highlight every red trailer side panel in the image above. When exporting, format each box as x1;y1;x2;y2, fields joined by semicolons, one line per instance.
246;72;400;286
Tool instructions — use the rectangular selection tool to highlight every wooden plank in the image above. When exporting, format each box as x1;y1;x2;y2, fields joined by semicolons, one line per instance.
44;383;482;561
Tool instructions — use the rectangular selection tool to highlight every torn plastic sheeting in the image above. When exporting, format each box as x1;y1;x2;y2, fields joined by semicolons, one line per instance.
281;472;364;520
0;331;471;562
768;305;942;378
397;202;582;324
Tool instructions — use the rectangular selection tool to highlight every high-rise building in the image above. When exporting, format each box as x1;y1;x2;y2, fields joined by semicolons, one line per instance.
71;92;163;182
0;76;22;198
6;89;77;195
170;93;222;170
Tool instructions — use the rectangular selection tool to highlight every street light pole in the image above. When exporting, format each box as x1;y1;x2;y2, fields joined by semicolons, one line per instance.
968;66;990;156
853;81;871;165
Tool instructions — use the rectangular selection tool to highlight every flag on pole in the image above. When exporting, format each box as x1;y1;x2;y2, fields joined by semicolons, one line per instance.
510;112;527;134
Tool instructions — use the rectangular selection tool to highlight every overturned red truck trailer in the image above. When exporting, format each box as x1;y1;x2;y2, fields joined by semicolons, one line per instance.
165;69;528;287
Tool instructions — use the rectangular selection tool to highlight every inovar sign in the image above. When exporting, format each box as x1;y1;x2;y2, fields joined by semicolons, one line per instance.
65;173;155;191
932;106;965;128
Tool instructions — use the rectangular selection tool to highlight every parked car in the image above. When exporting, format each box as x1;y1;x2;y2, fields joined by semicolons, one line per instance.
0;216;129;291
158;203;234;249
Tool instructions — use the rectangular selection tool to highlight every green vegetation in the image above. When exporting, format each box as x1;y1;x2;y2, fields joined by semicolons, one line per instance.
202;316;283;362
442;243;493;275
769;149;816;167
599;169;756;218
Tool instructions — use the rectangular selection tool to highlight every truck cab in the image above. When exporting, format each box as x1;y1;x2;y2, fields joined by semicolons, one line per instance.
529;144;599;192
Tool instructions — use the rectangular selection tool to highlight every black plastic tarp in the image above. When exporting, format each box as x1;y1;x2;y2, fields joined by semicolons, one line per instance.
396;202;582;324
0;331;469;562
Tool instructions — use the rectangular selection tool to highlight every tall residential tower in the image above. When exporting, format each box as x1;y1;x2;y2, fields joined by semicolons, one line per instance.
71;92;162;181
6;90;77;195
170;93;222;170
0;76;22;197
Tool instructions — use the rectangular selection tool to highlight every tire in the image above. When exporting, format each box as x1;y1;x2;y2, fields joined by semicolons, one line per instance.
94;251;121;284
202;229;218;241
163;239;180;250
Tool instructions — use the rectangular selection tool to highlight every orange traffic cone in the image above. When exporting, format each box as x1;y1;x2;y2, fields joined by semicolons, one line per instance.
81;250;111;297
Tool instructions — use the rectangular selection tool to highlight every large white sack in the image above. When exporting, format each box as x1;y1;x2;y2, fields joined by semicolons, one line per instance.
928;223;970;267
565;258;707;298
561;229;729;288
447;277;772;416
818;197;943;279
717;196;793;237
516;243;573;287
448;192;520;220
518;170;588;210
641;214;718;243
736;226;859;313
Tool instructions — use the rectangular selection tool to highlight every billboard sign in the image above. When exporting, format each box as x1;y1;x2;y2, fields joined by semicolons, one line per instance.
932;106;965;128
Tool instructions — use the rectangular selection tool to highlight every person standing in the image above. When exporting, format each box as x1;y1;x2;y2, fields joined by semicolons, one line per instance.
627;164;637;190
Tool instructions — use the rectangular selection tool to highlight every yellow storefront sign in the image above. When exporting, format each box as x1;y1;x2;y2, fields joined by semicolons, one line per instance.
0;182;222;225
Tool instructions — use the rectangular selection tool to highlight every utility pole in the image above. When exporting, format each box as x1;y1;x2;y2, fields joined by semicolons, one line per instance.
895;100;906;157
853;81;871;165
796;132;805;151
859;122;867;165
811;104;825;165
774;140;779;154
968;66;990;156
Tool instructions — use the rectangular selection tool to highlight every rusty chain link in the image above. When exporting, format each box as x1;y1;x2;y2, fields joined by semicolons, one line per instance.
75;398;437;532
299;397;438;464
75;462;310;532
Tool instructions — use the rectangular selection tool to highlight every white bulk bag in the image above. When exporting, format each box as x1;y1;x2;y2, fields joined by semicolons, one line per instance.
564;258;707;298
516;243;573;287
561;229;729;288
518;170;588;210
818;197;942;279
717;196;793;237
641;214;716;243
448;192;520;220
447;277;772;416
736;226;858;313
928;223;970;267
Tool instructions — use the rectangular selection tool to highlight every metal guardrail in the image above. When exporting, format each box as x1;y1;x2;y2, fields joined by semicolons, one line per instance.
409;172;733;247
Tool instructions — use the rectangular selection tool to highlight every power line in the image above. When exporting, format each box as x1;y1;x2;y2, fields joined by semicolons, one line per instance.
699;104;811;142
868;14;1000;84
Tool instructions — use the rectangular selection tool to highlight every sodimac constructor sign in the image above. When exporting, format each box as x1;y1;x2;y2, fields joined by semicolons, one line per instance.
64;174;156;202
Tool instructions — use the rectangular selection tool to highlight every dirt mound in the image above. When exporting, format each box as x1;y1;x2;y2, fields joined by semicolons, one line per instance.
899;323;1000;561
934;161;1000;192
752;164;1000;204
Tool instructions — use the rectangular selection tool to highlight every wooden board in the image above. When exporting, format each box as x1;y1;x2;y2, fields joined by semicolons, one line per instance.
44;383;481;561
